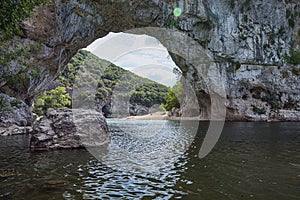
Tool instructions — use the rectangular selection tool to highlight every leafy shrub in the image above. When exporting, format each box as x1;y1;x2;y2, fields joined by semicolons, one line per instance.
286;9;295;28
281;70;289;78
163;81;183;111
96;88;108;101
226;65;235;73
288;18;295;28
252;105;266;115
169;19;179;29
261;93;279;108
10;99;22;108
33;86;71;116
291;67;300;76
284;48;300;65
236;61;241;70
0;97;12;113
284;96;298;109
97;80;105;88
164;90;180;111
131;83;168;107
29;68;42;81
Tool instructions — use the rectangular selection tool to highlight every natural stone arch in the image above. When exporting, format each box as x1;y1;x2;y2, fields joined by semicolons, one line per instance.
20;0;213;102
84;27;224;120
4;0;298;121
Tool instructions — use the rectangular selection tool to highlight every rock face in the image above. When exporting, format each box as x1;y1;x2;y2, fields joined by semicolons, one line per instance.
30;108;109;150
0;94;35;136
223;64;300;121
1;0;300;121
168;108;182;118
129;105;149;116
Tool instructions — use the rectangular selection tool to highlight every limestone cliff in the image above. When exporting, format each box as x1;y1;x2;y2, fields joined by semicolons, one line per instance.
0;0;299;122
0;94;34;136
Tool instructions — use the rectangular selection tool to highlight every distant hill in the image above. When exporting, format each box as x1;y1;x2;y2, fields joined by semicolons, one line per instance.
58;50;170;117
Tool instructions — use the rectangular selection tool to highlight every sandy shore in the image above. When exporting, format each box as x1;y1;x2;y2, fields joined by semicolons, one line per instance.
117;112;203;121
120;112;168;120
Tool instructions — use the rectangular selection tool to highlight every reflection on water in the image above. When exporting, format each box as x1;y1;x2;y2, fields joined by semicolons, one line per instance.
0;122;299;199
97;120;197;173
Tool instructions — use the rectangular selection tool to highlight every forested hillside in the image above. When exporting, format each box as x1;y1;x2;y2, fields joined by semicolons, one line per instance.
33;50;172;117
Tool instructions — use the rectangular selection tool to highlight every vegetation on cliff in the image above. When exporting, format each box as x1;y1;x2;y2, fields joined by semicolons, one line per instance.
0;0;49;100
284;48;300;65
0;0;50;40
33;50;172;116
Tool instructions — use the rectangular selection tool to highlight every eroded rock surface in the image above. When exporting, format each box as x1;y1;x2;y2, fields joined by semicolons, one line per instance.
30;108;109;150
129;105;149;116
0;0;299;121
0;94;35;136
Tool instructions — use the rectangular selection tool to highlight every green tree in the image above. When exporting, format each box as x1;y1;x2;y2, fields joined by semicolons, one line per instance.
96;88;108;101
33;86;71;116
164;90;180;111
163;80;183;111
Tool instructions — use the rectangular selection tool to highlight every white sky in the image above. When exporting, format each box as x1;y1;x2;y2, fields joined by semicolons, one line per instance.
85;32;180;87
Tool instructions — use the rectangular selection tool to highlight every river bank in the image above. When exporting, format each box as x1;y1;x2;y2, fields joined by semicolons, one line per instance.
115;110;300;122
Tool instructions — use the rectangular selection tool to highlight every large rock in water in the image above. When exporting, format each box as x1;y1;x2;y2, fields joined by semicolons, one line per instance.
30;108;109;150
0;94;35;136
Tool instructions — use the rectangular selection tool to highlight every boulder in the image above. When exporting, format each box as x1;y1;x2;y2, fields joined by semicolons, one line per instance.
129;105;149;116
30;108;109;150
0;125;33;136
168;107;182;118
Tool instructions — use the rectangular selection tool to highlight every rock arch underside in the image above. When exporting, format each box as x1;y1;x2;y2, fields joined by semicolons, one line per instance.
2;0;300;121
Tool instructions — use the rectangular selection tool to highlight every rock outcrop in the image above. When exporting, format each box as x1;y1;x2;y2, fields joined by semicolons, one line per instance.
223;64;300;121
129;105;149;116
0;94;35;136
168;107;182;118
0;0;299;121
30;108;109;150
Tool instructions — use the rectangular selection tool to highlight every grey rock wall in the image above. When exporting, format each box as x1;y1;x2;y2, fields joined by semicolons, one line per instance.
0;94;35;136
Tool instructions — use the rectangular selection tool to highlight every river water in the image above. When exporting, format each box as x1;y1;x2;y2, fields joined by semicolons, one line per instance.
0;121;299;199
